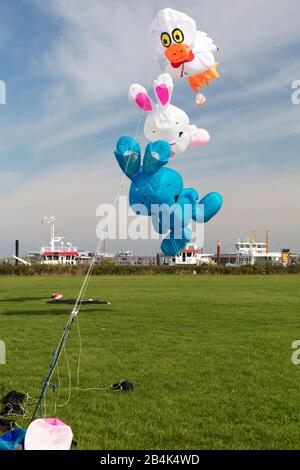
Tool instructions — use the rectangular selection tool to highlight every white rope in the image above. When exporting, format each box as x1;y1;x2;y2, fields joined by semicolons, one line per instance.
75;314;82;388
71;84;150;317
56;346;72;409
43;388;47;418
53;361;61;415
2;402;28;419
70;64;159;394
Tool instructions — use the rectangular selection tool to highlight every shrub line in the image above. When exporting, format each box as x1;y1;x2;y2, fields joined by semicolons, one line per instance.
0;263;299;276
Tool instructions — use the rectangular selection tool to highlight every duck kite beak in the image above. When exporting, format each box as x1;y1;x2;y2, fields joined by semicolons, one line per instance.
165;44;194;68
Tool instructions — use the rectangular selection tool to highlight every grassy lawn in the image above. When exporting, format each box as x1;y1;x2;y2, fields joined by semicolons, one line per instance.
0;274;300;450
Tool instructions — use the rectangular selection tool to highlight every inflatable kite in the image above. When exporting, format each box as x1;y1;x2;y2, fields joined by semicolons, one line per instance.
114;136;223;256
0;428;26;450
25;418;73;451
129;73;210;155
149;8;219;98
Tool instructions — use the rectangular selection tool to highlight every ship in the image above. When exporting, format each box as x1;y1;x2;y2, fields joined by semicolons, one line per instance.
170;232;289;267
27;217;93;265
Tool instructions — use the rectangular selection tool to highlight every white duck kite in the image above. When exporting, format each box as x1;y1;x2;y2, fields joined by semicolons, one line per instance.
149;8;219;101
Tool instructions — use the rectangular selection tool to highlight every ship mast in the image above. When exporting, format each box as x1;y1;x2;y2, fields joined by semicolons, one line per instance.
42;216;56;252
42;216;65;252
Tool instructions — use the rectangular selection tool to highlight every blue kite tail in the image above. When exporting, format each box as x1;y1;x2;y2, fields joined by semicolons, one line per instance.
161;227;192;256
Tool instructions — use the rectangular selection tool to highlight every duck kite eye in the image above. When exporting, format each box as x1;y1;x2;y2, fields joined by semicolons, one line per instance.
172;28;184;44
161;32;171;48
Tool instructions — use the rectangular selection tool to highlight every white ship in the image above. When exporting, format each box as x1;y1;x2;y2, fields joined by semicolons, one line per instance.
40;217;79;265
171;232;287;267
234;237;282;266
170;244;214;266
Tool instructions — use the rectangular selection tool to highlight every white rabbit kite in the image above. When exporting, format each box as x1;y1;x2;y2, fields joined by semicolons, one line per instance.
128;73;210;155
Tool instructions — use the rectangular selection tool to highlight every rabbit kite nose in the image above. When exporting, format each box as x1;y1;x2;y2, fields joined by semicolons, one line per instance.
165;44;194;67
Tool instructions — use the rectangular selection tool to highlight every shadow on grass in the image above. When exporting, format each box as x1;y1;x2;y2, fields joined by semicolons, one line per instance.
2;308;114;316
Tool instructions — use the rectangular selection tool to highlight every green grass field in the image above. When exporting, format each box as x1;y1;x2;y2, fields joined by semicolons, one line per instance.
1;274;300;450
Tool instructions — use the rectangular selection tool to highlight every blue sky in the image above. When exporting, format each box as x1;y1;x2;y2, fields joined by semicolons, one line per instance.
0;0;299;257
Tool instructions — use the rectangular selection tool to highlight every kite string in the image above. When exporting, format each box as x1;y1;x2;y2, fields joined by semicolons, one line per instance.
72;64;153;318
44;61;159;408
76;4;172;315
73;316;111;392
40;97;146;410
70;60;160;392
42;129;139;410
70;3;170;391
69;0;165;321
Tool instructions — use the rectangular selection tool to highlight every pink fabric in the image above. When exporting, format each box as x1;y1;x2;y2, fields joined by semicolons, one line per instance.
189;129;210;147
44;418;67;427
135;93;153;111
155;84;169;106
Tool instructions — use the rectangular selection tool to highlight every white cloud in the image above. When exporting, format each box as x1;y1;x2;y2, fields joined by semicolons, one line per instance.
32;105;136;152
36;0;300;104
38;0;158;105
0;151;125;256
25;0;300;160
0;171;23;193
212;60;300;106
1;0;299;256
1;0;297;161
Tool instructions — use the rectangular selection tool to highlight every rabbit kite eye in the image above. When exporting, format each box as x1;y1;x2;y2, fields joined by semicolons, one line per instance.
172;28;184;44
161;32;171;48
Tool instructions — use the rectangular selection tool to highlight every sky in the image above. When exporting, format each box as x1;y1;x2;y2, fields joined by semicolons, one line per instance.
0;0;299;257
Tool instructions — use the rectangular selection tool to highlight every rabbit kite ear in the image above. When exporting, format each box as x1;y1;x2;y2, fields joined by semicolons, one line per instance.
153;73;173;107
143;140;172;175
128;84;154;112
114;136;141;180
